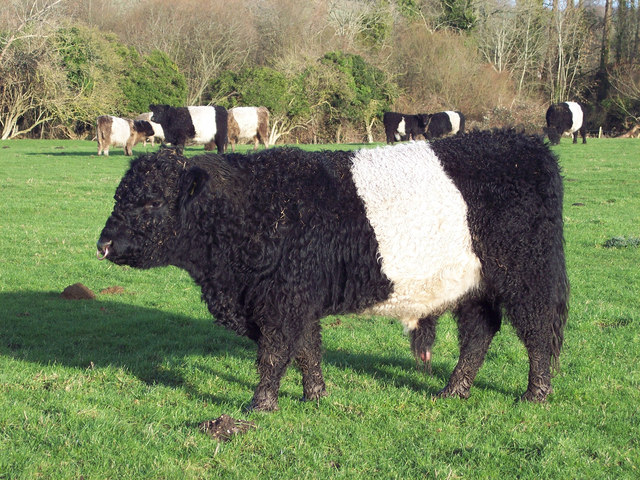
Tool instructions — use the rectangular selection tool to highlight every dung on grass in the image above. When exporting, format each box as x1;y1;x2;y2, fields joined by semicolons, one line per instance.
602;236;640;248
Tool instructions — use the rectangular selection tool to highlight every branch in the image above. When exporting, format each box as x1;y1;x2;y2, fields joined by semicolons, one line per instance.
0;0;64;63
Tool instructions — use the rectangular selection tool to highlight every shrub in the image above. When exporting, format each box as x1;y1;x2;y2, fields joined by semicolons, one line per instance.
52;26;126;137
391;25;516;121
320;51;398;141
118;49;187;113
50;26;187;137
207;54;398;143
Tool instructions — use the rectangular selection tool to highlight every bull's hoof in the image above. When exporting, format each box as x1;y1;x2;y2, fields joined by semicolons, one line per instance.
437;384;470;399
520;386;551;403
302;386;327;402
248;392;279;412
248;400;279;412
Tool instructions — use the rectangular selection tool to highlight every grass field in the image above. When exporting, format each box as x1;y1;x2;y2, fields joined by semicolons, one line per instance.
1;137;639;479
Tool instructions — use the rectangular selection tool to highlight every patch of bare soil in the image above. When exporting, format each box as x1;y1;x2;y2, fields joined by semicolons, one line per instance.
100;286;125;295
199;414;256;442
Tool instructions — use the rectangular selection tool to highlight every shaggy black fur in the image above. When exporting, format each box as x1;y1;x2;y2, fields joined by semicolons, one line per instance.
383;111;429;143
545;103;586;145
150;104;228;154
424;111;466;139
97;130;568;410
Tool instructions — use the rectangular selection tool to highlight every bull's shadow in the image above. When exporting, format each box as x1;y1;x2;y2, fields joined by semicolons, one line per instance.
0;291;510;406
23;149;154;158
0;291;256;406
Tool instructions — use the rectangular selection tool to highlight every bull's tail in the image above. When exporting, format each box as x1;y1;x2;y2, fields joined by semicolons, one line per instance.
551;269;570;374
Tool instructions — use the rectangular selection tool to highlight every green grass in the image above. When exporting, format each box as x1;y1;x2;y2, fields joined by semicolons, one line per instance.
1;138;639;479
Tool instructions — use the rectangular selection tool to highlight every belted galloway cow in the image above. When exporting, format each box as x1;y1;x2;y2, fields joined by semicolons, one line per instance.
545;101;586;145
96;130;569;411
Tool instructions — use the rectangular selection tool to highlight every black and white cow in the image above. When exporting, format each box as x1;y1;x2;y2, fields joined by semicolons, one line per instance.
424;111;465;140
149;104;228;154
96;129;569;411
545;102;586;145
383;111;429;143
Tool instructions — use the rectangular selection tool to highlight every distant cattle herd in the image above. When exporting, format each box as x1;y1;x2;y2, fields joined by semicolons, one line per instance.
95;101;588;156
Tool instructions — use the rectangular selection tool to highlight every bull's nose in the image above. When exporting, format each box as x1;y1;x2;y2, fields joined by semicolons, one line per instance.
96;239;112;260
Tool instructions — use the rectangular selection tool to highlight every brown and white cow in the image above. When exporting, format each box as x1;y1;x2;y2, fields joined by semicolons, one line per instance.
96;116;143;156
227;106;270;152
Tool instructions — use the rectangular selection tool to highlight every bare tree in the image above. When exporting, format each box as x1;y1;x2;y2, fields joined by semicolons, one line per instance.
609;64;640;126
475;0;549;96
327;0;373;49
0;56;50;139
0;0;65;139
600;0;612;70
0;0;64;63
546;4;593;102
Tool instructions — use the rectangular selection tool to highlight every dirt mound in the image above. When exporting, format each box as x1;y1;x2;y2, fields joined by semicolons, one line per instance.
61;283;95;300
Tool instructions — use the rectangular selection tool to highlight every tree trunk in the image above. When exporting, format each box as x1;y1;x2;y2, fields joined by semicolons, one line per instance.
597;0;612;101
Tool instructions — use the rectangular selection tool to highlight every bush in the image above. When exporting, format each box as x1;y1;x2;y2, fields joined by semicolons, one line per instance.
207;54;398;143
320;51;398;141
49;26;187;137
207;67;296;114
52;26;126;137
119;49;187;113
391;25;516;121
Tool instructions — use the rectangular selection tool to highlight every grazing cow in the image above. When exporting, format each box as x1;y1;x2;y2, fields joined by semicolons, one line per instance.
97;129;569;411
383;111;429;143
545;102;586;145
228;106;270;152
149;104;228;154
96;115;143;156
135;112;165;146
424;111;465;140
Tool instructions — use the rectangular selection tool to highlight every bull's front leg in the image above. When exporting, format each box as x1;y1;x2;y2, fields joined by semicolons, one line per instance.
295;322;326;402
251;327;296;411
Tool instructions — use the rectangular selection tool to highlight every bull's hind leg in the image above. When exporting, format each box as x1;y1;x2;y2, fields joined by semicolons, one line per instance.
295;322;327;402
440;297;501;399
508;301;562;402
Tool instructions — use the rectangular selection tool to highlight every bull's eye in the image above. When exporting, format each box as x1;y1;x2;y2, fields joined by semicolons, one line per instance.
143;200;164;211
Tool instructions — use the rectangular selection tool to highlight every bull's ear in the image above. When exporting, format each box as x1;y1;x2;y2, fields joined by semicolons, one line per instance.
179;166;209;211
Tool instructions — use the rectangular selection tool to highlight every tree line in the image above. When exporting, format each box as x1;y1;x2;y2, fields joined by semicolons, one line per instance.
1;0;639;143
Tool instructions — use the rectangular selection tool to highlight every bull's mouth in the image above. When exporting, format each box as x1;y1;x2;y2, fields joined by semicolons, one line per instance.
96;240;112;261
